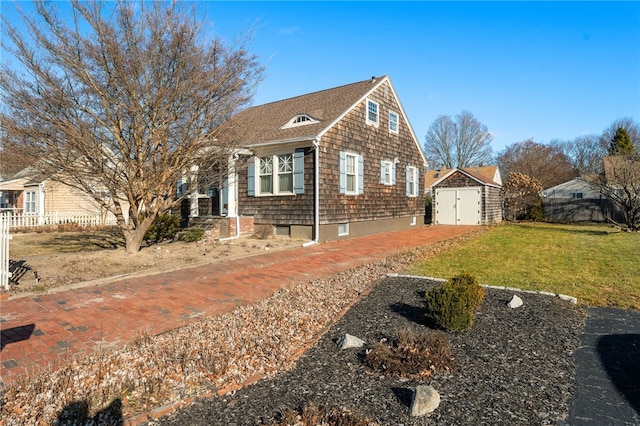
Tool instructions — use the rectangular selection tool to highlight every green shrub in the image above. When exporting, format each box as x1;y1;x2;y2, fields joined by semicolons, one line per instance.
424;272;485;332
180;227;205;242
526;202;544;222
144;213;182;244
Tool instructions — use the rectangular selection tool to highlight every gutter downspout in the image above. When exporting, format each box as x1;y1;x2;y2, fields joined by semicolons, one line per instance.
302;138;320;247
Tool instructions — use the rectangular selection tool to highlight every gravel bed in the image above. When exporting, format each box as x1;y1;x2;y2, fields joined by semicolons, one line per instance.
157;276;586;426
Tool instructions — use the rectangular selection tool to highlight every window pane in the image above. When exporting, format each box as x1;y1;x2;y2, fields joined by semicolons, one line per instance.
346;155;356;174
384;162;391;184
347;175;356;193
278;154;292;173
279;173;293;192
260;175;273;193
260;157;272;174
389;112;398;132
367;101;378;123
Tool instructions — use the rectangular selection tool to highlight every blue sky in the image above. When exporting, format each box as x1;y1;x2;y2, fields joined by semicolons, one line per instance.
3;1;639;154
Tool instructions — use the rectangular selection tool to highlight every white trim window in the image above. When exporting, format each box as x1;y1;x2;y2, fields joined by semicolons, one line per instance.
338;223;349;236
259;156;274;193
366;98;379;126
248;150;304;197
389;110;399;133
406;166;419;197
280;114;319;129
339;151;364;195
24;190;37;214
258;154;293;194
346;153;357;193
380;160;396;185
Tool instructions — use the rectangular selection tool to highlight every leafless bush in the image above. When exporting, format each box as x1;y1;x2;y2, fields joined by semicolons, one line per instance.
365;327;454;378
266;404;375;426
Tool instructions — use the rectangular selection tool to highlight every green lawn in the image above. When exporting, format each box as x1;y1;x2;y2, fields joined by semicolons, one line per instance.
408;223;640;310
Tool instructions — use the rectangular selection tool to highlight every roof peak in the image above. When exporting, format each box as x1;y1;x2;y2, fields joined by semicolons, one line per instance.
248;75;389;110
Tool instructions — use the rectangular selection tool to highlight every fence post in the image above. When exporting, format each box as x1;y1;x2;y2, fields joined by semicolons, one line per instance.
1;212;12;291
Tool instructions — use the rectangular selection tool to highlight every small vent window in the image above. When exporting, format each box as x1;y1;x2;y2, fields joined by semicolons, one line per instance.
281;114;319;129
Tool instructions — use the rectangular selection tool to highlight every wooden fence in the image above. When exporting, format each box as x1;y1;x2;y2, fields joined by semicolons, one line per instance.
542;198;624;224
3;212;119;229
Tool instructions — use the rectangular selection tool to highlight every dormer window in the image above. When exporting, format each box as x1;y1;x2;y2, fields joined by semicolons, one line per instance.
281;114;319;129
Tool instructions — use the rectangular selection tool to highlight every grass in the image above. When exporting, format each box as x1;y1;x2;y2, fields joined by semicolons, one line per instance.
9;228;124;257
408;223;640;311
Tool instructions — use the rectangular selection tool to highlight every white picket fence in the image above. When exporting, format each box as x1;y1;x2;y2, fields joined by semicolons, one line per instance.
5;212;119;229
1;212;11;290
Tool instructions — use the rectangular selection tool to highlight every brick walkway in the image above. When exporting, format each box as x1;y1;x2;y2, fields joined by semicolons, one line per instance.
0;225;477;387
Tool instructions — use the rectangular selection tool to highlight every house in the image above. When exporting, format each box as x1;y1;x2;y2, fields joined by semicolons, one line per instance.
204;75;428;241
0;166;119;225
541;155;639;224
424;166;502;225
541;177;612;223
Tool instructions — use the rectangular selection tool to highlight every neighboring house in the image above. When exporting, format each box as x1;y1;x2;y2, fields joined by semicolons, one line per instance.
541;177;613;223
541;155;639;225
424;166;502;225
0;166;120;223
206;75;427;241
542;177;601;200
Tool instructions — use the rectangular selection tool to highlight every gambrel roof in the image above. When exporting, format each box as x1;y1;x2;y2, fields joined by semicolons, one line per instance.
220;75;426;164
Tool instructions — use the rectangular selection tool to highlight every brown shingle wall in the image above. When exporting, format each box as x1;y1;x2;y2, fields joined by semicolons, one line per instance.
319;81;424;224
237;149;315;226
436;171;478;188
484;186;503;223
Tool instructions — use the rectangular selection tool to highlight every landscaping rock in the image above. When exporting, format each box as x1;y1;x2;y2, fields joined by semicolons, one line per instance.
336;333;365;349
507;294;523;309
410;385;440;416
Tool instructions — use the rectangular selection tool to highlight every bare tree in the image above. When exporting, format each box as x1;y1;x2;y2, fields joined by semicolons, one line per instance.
557;135;606;176
1;0;263;253
595;155;640;230
497;139;576;189
424;111;493;169
0;129;42;178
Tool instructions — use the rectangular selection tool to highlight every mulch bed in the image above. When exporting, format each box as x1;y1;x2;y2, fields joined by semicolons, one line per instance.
156;276;586;426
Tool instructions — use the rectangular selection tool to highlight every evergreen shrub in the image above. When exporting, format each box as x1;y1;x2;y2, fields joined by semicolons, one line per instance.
144;213;182;243
181;227;205;242
424;272;485;332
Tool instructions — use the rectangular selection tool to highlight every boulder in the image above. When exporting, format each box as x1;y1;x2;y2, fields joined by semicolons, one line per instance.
336;333;365;349
507;294;523;309
410;385;440;416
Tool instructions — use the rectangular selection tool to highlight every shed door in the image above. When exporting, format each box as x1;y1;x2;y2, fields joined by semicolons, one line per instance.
435;187;481;225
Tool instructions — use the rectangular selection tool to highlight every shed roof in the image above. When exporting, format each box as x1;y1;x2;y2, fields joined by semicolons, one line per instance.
425;166;501;188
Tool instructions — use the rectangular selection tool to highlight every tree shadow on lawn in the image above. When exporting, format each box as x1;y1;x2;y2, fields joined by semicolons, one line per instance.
514;223;615;236
39;230;125;252
598;333;640;415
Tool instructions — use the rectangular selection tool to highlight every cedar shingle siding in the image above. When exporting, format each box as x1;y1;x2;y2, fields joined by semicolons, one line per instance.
228;76;427;241
238;149;315;226
319;82;423;224
431;169;503;225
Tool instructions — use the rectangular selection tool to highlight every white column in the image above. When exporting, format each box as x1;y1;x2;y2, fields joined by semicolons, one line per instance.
226;155;238;218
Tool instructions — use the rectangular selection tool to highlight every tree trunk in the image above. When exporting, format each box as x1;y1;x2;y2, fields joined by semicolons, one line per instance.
122;229;146;254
